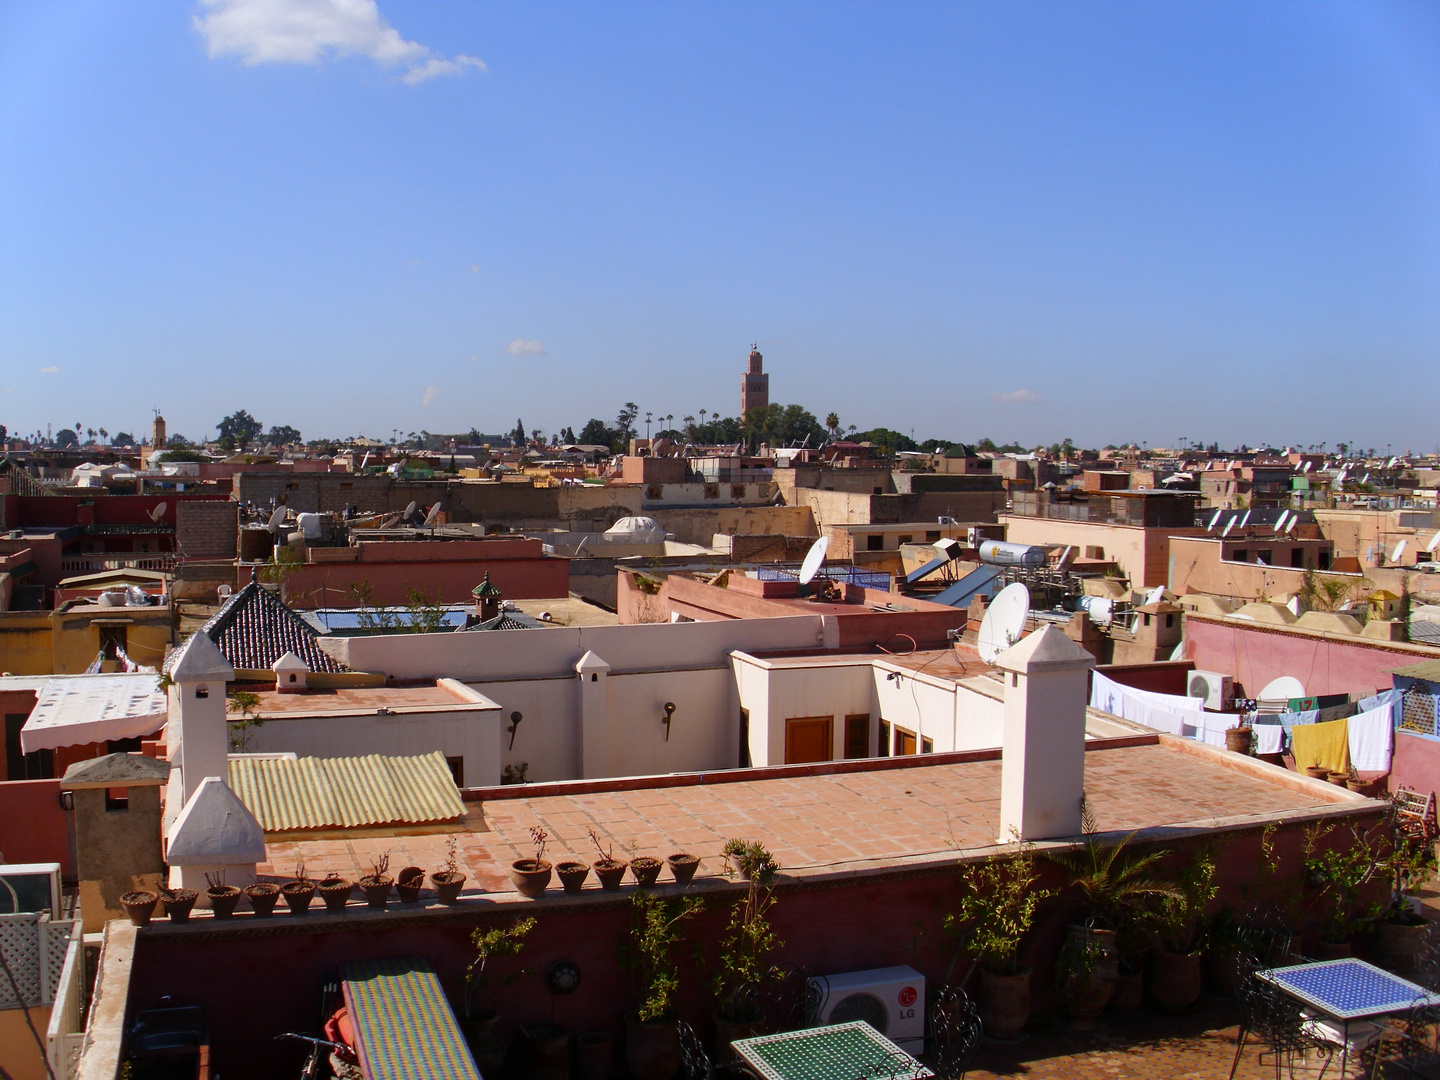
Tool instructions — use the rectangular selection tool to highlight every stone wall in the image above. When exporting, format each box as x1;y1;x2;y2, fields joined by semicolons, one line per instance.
176;500;238;559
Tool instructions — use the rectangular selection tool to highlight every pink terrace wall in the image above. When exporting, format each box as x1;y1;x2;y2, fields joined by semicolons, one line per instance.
1392;732;1440;799
121;817;1374;1077
0;780;71;876
1185;614;1419;700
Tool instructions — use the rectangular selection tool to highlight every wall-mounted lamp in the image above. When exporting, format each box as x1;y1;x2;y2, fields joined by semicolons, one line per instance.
58;791;74;812
507;710;524;750
886;670;902;682
661;701;677;741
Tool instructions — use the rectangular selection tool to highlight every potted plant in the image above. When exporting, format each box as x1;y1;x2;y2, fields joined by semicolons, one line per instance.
1045;803;1181;1017
1052;927;1113;1028
431;837;468;904
204;872;242;919
359;853;394;909
160;887;198;923
557;859;591;893
244;881;281;917
396;865;426;904
631;854;664;887
624;890;705;1080
511;827;553;899
282;861;317;915
120;889;159;927
945;839;1054;1038
1375;810;1436;974
319;874;355;912
1303;821;1385;958
589;828;628;891
667;852;700;888
712;841;783;1055
1149;849;1219;1012
462;916;536;1076
1225;721;1254;756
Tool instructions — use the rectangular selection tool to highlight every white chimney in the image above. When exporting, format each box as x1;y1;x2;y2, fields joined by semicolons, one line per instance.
166;632;235;807
994;625;1095;841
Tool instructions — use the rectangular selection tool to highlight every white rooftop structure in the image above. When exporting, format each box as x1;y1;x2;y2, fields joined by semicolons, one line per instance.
604;516;667;543
20;674;167;754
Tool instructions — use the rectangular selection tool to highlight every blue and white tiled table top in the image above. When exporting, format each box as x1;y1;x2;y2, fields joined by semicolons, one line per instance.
1258;959;1440;1021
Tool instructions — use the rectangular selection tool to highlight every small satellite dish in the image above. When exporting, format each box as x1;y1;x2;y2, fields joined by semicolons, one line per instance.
797;536;829;586
423;502;442;525
1207;509;1223;531
1238;510;1251;529
1392;540;1407;563
978;582;1030;663
1272;511;1289;534
1221;517;1236;538
1425;531;1440;555
1388;456;1398;468
1303;461;1313;473
1259;676;1306;702
149;502;168;522
1285;516;1299;535
1143;585;1166;608
1337;469;1348;484
267;506;288;533
1056;545;1077;571
403;501;418;521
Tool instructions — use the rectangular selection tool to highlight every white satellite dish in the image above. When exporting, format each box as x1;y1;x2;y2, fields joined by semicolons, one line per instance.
1337;469;1348;484
1056;545;1077;571
797;536;829;586
1258;676;1306;702
423;502;442;525
1425;531;1440;555
267;506;288;533
1238;510;1251;529
149;502;168;522
359;451;371;470
1221;517;1236;538
1285;516;1299;535
1143;585;1166;607
403;501;418;520
1392;540;1407;563
1273;511;1289;534
1388;456;1398;468
1207;509;1223;531
977;582;1030;663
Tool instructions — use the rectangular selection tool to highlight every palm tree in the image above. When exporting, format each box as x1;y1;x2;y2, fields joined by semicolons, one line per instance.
825;413;840;437
645;411;653;440
699;409;708;429
1045;802;1181;931
683;415;695;438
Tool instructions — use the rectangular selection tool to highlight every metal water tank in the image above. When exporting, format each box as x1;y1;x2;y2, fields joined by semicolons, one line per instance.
977;540;1047;568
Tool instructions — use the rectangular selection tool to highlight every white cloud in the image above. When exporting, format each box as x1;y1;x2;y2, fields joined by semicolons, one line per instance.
506;338;545;356
421;385;439;406
38;365;59;374
991;389;1042;404
194;0;486;84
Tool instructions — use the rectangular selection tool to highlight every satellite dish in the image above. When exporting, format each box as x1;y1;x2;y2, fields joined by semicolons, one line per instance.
798;536;830;586
1388;456;1398;468
1258;676;1306;702
1221;517;1236;538
1392;540;1407;563
1303;461;1313;473
267;506;288;533
1238;510;1251;529
1143;585;1166;607
978;582;1030;663
1425;531;1440;554
1337;469;1348;484
1056;545;1077;571
149;502;168;522
1285;516;1299;535
423;502;442;525
1207;509;1223;531
403;501;418;520
1273;511;1289;534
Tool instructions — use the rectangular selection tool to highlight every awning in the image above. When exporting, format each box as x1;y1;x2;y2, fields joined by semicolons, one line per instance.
20;674;167;754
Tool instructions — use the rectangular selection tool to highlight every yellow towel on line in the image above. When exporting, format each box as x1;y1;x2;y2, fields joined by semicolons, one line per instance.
1291;717;1350;775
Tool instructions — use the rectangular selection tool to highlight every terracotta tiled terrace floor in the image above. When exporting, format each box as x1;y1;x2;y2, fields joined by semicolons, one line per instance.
261;740;1346;896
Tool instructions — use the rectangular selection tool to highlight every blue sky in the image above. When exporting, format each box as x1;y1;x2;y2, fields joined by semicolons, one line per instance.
2;2;1437;450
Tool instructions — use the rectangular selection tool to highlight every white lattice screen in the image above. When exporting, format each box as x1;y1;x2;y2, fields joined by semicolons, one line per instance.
0;912;77;1009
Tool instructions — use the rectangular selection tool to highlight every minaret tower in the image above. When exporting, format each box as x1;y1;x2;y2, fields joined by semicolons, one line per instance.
740;343;770;417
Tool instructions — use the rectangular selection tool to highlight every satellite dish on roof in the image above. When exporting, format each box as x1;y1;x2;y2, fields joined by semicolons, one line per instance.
149;502;168;522
424;502;442;525
1303;461;1313;473
1207;509;1223;531
1238;510;1251;529
1392;540;1407;563
267;506;288;533
1425;531;1440;555
798;536;829;586
1221;517;1236;538
403;501;418;520
1337;469;1348;484
1285;516;1299;535
1273;511;1290;534
1143;585;1166;607
978;582;1029;663
1258;676;1306;702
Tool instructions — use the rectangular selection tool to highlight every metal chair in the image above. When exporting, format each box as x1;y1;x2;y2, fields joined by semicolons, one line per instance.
677;1021;760;1080
1369;995;1440;1080
928;985;982;1080
1230;963;1336;1080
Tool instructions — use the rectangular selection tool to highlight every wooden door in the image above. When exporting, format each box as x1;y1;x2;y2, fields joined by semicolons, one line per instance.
894;727;917;756
785;717;834;764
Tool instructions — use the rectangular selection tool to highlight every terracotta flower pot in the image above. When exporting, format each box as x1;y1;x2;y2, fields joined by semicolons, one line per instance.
576;1031;613;1080
1347;777;1369;793
162;889;198;923
396;867;426;904
319;877;355;912
461;1010;505;1077
978;967;1031;1039
1312;939;1354;961
431;870;467;904
1305;765;1330;780
359;876;393;909
1225;727;1254;755
557;861;591;893
281;880;317;914
120;890;159;927
713;1010;764;1060
630;856;663;887
206;885;242;919
510;859;553;899
625;1013;680;1080
1060;926;1119;1026
1327;772;1350;787
594;859;627;891
1375;917;1429;974
667;853;700;888
244;882;281;918
519;1022;569;1080
1150;948;1202;1012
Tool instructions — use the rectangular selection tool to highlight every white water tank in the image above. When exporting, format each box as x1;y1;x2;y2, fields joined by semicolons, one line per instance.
978;540;1047;567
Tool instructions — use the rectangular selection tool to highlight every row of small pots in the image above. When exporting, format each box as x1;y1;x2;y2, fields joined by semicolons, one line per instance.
509;853;700;899
118;868;471;925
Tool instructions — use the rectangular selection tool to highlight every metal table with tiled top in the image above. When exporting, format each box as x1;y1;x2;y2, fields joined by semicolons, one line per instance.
1256;958;1440;1074
338;957;481;1080
732;1021;934;1080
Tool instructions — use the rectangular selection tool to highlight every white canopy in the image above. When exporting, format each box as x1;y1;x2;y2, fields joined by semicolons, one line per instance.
20;674;167;754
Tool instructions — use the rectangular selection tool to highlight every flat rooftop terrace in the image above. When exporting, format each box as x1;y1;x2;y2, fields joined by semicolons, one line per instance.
259;737;1358;899
242;681;481;716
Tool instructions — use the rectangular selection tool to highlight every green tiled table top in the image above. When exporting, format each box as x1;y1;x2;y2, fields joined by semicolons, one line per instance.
733;1021;934;1080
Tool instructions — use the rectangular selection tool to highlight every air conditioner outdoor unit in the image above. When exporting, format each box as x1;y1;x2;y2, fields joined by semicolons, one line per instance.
1187;670;1233;711
806;965;925;1053
0;862;62;917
